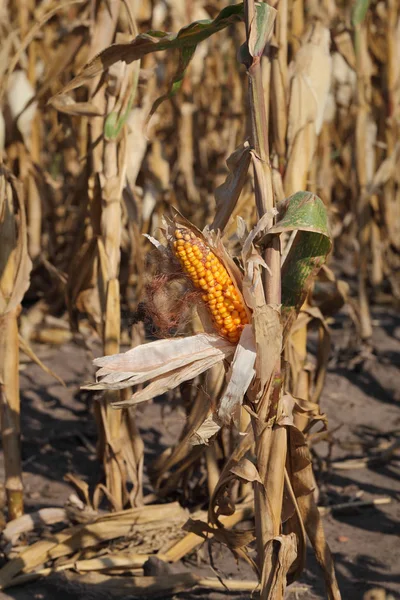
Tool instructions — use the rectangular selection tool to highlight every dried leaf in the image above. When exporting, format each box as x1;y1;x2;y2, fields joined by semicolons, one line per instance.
0;168;32;315
212;141;251;232
261;534;297;599
49;94;104;117
111;354;224;407
86;333;235;390
252;305;282;402
218;325;256;426
190;413;222;446
18;335;65;387
230;458;261;483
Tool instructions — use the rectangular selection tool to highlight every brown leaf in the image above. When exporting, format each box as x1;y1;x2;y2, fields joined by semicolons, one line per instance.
252;304;282;403
261;534;297;599
212;141;251;232
18;335;65;387
230;458;261;483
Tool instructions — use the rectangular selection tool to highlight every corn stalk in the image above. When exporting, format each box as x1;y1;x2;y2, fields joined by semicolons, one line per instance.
240;4;286;593
239;2;340;597
0;168;32;520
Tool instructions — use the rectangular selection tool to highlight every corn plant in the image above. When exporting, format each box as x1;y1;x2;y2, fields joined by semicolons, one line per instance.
70;2;341;597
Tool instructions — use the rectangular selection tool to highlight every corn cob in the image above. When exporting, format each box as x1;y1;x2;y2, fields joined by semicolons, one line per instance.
172;227;248;343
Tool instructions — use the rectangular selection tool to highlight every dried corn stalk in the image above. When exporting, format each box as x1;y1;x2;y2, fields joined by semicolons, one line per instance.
0;167;32;520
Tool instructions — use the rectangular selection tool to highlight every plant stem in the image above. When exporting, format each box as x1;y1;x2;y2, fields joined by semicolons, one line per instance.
0;309;24;520
243;1;285;595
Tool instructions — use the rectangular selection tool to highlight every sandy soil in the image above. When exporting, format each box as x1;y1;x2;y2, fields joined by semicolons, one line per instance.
0;305;398;600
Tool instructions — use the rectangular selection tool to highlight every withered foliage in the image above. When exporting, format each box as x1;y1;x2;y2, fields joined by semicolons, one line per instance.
0;0;399;598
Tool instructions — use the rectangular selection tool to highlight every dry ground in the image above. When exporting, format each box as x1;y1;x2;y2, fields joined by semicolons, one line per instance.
0;304;398;600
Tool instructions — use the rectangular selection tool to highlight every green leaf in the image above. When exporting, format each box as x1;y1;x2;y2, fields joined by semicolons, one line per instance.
352;0;370;26
249;2;277;57
268;192;332;337
58;3;245;96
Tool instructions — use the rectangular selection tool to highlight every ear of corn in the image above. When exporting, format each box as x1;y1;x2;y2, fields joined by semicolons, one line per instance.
172;227;248;343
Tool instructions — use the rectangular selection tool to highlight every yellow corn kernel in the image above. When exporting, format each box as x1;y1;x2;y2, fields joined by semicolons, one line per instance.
172;227;249;342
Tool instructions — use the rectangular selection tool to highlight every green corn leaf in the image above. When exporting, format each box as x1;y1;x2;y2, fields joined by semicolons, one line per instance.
249;2;277;57
268;192;332;337
57;3;245;96
352;0;370;26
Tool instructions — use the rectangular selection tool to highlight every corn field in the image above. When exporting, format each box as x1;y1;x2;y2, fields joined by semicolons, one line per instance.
0;0;399;598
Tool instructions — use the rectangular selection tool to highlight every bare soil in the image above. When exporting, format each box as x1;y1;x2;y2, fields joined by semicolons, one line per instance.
0;305;399;600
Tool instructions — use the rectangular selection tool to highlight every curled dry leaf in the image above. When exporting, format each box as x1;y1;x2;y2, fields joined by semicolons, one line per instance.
230;458;262;484
112;354;223;407
190;413;222;446
88;334;235;390
84;333;235;407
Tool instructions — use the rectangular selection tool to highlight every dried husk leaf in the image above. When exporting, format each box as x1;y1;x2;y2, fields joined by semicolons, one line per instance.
111;354;225;407
218;325;256;426
87;333;235;390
